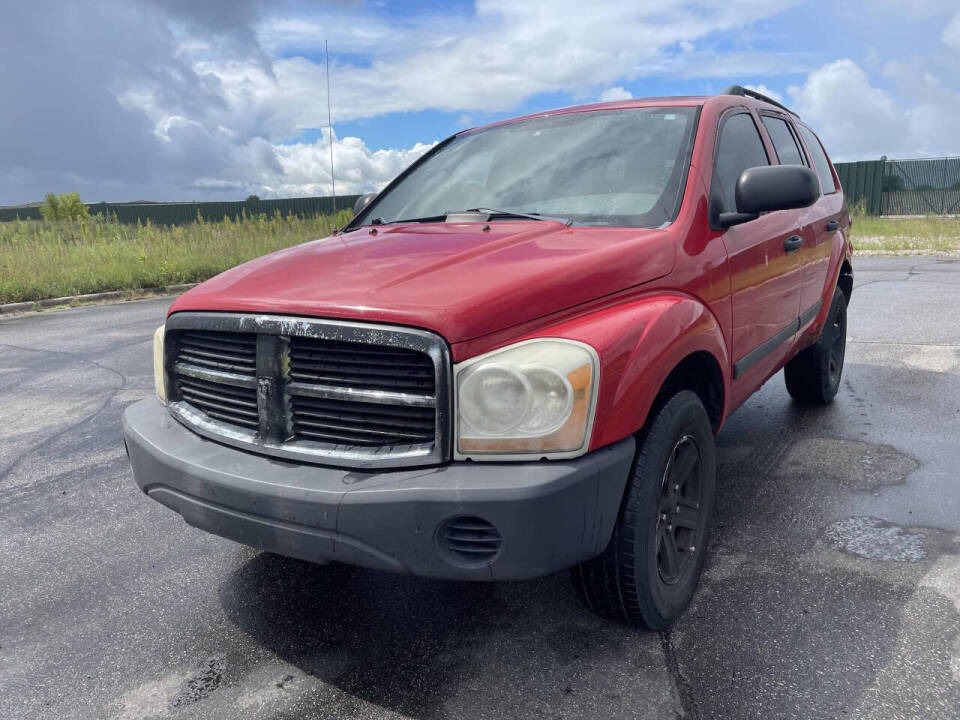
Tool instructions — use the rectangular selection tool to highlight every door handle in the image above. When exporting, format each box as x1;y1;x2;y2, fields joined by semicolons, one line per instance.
784;235;803;253
826;220;840;232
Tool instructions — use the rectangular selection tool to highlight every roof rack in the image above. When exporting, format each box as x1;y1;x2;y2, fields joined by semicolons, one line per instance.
722;84;798;118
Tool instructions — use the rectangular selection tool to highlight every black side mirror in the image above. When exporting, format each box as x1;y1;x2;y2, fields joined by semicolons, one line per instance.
718;165;820;229
353;193;376;216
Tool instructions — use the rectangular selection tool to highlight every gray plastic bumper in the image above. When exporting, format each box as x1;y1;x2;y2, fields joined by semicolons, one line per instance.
122;399;635;580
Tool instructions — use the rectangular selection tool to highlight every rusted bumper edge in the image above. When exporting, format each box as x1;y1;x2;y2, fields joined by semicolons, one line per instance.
122;398;635;581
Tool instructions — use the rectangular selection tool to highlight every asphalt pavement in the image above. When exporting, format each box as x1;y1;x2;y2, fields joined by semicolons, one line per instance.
1;256;958;719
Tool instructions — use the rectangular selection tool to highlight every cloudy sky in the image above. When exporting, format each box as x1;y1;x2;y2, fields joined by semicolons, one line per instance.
2;0;960;204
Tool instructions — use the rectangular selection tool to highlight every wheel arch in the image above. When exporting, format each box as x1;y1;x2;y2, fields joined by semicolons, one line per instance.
838;258;853;300
654;350;725;433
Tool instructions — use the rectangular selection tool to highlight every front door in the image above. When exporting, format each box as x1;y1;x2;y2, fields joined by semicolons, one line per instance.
712;110;802;380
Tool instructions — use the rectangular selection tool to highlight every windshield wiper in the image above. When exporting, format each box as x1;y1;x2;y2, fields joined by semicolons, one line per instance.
467;208;573;225
356;208;573;228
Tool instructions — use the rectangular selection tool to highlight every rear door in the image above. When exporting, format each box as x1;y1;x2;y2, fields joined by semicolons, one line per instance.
794;122;843;323
712;109;802;379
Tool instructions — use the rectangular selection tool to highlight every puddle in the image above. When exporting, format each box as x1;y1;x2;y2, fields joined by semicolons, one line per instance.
170;654;226;708
825;516;926;562
777;438;918;490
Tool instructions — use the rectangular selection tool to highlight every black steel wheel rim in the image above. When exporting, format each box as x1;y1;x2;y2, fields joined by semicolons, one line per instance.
828;299;846;383
656;434;703;585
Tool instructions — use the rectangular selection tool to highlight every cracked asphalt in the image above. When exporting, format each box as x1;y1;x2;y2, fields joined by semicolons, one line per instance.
1;256;959;719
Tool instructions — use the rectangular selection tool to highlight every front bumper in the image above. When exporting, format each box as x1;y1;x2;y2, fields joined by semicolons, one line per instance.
122;399;635;580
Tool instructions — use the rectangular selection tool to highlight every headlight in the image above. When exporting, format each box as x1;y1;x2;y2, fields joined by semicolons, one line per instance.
153;325;167;404
455;339;599;459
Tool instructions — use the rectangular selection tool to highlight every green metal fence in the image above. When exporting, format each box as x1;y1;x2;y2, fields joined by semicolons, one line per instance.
7;156;960;221
834;160;884;215
0;194;360;225
834;156;960;216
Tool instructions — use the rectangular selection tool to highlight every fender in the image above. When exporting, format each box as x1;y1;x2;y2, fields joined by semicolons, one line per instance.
470;292;731;451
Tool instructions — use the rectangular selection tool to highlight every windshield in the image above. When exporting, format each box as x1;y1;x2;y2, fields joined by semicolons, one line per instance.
355;106;699;228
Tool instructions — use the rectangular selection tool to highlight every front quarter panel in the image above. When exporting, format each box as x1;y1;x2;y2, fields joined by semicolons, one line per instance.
459;293;731;452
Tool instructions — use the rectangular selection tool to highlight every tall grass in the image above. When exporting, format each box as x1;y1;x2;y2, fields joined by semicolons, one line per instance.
2;206;958;305
850;206;960;255
0;210;352;304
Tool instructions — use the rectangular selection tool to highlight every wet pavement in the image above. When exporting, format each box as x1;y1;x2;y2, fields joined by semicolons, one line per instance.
1;256;958;719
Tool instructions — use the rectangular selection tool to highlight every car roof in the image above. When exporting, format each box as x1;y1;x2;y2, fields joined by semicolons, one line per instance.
462;93;797;136
463;96;706;134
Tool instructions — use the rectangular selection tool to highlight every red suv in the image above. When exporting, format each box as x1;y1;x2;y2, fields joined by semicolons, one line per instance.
123;86;852;628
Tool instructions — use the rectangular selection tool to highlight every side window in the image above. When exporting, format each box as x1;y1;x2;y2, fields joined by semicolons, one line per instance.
797;124;837;194
761;116;805;166
714;112;770;212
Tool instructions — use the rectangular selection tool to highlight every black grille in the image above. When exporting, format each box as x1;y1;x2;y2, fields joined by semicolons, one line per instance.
176;375;259;429
291;396;434;446
166;320;445;466
289;337;434;393
175;330;257;376
440;516;502;565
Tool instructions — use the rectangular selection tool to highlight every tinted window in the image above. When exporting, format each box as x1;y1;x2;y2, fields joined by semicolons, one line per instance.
714;112;770;212
761;116;805;166
797;125;837;194
357;107;699;228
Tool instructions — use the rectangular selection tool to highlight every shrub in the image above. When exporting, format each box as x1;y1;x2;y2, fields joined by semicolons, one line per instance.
40;192;90;221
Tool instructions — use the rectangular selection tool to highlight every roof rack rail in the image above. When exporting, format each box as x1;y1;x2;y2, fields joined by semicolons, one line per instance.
722;84;799;118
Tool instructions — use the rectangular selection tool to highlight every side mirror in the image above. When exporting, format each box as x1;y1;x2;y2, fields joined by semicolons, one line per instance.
353;192;376;216
718;165;820;229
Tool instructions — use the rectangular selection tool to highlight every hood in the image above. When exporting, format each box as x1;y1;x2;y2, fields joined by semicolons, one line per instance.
169;220;674;343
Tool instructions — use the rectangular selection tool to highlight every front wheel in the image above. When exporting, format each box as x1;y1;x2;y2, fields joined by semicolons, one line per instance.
572;390;716;629
784;286;847;404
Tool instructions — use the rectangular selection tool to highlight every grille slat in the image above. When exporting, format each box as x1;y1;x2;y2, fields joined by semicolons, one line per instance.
289;428;400;446
293;407;434;432
294;417;432;443
201;408;259;429
289;337;435;394
288;370;433;392
168;323;444;462
291;395;434;445
180;347;255;365
175;330;258;376
180;332;257;352
178;377;259;402
179;389;259;417
174;367;259;429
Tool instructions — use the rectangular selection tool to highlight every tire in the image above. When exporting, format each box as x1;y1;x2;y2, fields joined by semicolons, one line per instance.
784;286;847;404
571;390;716;629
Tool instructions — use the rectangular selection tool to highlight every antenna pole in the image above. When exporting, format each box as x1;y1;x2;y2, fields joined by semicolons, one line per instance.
325;39;338;229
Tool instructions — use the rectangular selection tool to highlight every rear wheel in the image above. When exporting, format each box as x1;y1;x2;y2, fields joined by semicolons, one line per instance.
784;286;847;404
572;390;716;629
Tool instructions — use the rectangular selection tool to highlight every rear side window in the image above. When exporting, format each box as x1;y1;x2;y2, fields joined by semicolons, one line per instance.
797;125;837;194
761;116;805;166
713;112;770;212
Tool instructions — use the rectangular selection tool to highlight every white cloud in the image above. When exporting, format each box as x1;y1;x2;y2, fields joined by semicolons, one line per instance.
789;60;907;160
743;84;782;103
942;11;960;50
789;58;960;160
196;0;802;135
269;133;434;197
600;86;633;102
8;0;960;202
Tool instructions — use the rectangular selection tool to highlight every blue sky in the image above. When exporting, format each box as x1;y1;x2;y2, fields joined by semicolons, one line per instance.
2;0;960;203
